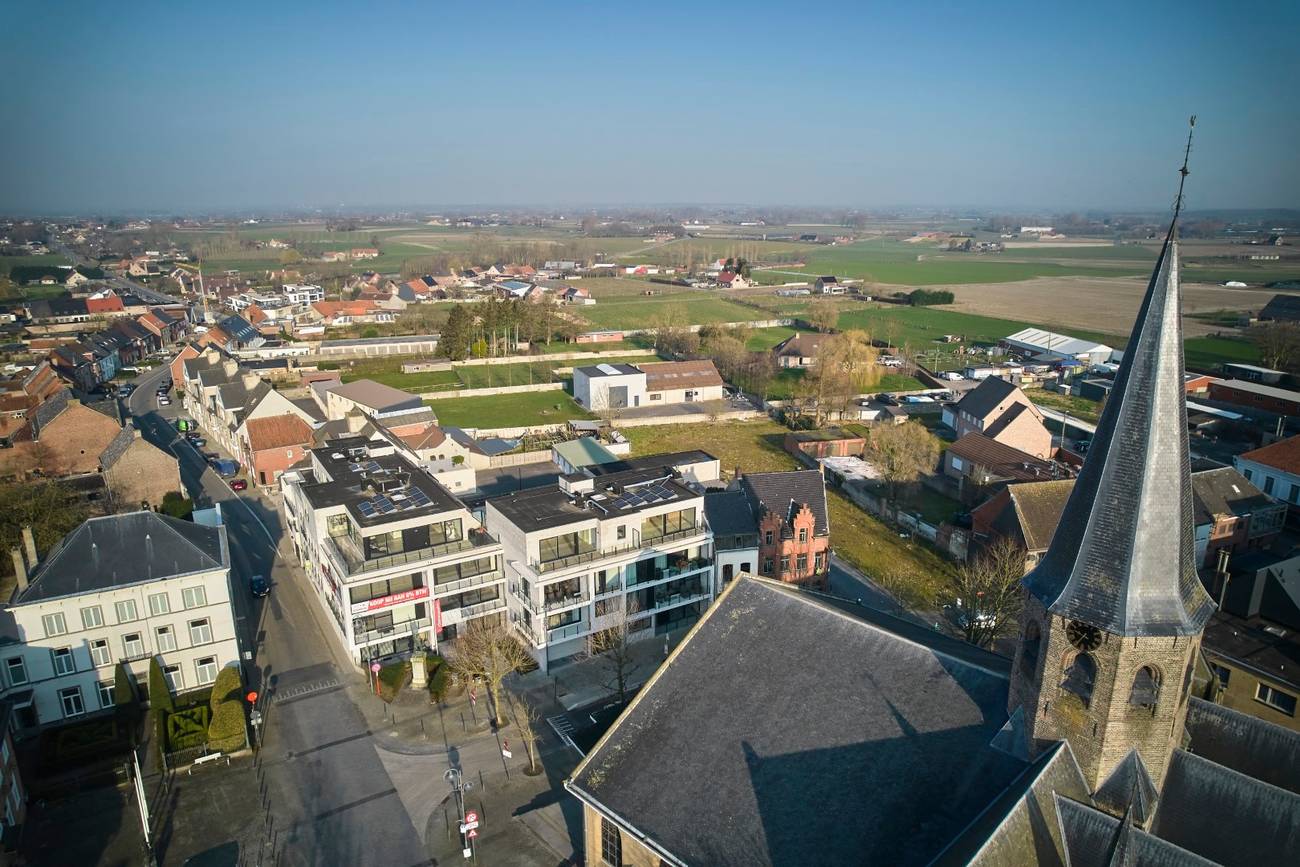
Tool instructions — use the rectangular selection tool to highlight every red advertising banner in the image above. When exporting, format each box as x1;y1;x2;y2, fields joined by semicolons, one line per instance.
434;598;443;632
350;585;430;615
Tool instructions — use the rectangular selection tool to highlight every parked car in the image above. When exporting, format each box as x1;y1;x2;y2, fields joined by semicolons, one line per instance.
941;371;964;381
878;356;904;368
189;437;207;448
203;452;219;464
877;393;899;406
248;574;270;597
229;478;248;491
118;383;135;396
157;395;171;406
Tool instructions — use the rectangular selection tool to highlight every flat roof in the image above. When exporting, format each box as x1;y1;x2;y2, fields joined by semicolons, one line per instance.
1211;378;1300;402
586;449;717;477
489;467;698;532
301;437;463;526
574;363;641;378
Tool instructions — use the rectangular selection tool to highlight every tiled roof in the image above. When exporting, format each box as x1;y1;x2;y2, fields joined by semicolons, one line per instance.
97;425;137;469
246;414;313;452
954;376;1020;420
773;332;825;358
639;360;724;390
947;432;1056;481
702;489;757;536
1238;435;1300;475
741;469;829;536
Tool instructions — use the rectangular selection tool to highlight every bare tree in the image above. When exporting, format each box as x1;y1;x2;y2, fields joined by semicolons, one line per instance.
449;618;532;728
1253;322;1300;373
799;330;881;425
507;694;543;774
585;606;641;705
863;419;942;501
943;536;1027;648
807;299;839;334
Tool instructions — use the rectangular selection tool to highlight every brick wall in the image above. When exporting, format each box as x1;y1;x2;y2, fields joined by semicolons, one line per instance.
104;437;182;508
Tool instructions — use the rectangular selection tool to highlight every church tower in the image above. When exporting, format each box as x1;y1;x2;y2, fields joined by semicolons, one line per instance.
1007;154;1215;797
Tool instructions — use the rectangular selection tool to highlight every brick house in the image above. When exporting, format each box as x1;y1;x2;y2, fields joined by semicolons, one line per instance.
784;428;865;461
240;414;314;488
740;469;830;589
941;376;1053;460
771;332;826;368
1235;435;1300;526
99;427;184;508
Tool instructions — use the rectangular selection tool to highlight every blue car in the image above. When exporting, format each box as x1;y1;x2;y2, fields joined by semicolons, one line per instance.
249;574;270;597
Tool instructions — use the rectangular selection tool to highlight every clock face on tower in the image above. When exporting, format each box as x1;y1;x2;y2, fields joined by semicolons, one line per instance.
1066;620;1104;652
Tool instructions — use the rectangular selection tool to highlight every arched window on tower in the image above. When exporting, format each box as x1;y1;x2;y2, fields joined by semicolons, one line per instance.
1129;666;1161;710
1021;621;1041;676
1062;653;1097;706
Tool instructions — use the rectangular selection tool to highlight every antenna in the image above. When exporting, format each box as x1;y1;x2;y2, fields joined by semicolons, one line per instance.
1173;115;1196;219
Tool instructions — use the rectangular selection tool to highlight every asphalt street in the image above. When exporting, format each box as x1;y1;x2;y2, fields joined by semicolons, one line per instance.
126;364;433;865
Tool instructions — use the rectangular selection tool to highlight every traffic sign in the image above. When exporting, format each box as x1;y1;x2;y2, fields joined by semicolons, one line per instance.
460;820;480;832
465;811;478;823
370;662;382;673
246;691;258;704
467;829;478;839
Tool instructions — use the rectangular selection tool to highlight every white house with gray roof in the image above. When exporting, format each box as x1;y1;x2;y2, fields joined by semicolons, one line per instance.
0;513;237;733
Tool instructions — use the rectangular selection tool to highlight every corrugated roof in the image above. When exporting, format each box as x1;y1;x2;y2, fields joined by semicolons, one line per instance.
640;360;725;390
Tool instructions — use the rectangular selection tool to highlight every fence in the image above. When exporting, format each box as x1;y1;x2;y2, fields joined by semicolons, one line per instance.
488;449;556;469
420;382;565;401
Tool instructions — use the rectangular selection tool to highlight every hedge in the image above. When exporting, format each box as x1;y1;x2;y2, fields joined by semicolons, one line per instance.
207;700;247;753
209;665;242;712
428;662;450;703
377;661;411;703
166;706;211;752
148;658;174;715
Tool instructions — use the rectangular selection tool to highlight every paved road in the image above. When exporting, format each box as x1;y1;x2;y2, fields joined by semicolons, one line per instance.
126;363;432;865
52;240;185;305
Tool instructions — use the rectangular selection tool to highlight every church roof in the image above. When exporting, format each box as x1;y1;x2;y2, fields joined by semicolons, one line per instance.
1054;797;1215;867
1092;749;1159;826
1183;697;1300;795
567;576;1024;866
1023;227;1215;636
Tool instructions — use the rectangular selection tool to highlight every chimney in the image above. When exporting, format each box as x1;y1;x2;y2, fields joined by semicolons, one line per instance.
21;525;37;568
11;549;27;592
241;372;260;391
222;360;239;378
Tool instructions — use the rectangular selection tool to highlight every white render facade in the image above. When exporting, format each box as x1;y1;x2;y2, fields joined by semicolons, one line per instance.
0;515;238;733
282;436;507;666
484;468;715;672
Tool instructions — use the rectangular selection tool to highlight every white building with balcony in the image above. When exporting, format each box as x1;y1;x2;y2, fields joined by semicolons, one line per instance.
0;513;237;733
484;464;714;672
282;435;506;665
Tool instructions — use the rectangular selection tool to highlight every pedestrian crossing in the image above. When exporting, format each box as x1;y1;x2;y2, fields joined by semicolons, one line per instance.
272;677;342;704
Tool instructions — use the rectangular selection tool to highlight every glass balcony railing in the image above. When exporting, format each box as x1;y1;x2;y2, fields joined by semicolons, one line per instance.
354;616;431;646
628;557;713;589
531;523;707;574
331;527;499;576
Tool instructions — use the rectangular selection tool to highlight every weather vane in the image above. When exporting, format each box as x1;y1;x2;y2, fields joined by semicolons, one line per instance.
1174;115;1196;217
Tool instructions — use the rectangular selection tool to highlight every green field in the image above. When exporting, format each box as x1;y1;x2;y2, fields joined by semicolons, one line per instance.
425;389;594;429
834;305;1118;352
1029;389;1105;424
339;353;659;393
577;295;763;329
621;419;954;606
1183;335;1261;369
744;326;800;351
767;367;926;400
791;239;1151;286
0;253;70;277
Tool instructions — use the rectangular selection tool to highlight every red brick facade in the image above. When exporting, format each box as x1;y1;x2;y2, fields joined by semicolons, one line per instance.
756;503;829;589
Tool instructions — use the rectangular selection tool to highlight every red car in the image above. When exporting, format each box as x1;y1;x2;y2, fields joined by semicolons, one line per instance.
229;479;248;491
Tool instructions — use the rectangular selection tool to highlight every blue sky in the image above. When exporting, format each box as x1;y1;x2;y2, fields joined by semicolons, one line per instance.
3;0;1296;213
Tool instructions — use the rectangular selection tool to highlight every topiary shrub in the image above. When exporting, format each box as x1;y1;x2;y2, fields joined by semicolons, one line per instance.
148;658;174;715
209;665;242;712
206;700;247;753
166;706;211;751
428;662;450;703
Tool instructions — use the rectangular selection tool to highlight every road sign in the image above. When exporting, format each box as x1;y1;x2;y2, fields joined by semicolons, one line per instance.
502;749;512;758
467;829;478;840
465;811;478;823
246;691;258;704
460;820;479;833
469;689;477;705
370;662;382;674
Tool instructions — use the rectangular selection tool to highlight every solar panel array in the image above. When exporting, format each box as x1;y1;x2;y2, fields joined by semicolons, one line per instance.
609;482;677;511
348;460;383;474
355;483;434;519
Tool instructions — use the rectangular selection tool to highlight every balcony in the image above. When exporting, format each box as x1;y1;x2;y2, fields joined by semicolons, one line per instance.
641;525;707;549
543;590;590;613
628;557;713;589
354;616;432;646
442;597;508;626
330;527;500;576
532;537;640;575
628;589;710;617
431;568;504;596
510;583;538;614
548;621;587;642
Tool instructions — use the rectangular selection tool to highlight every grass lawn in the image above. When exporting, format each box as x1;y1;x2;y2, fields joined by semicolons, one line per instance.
908;489;963;526
744;325;799;351
620;419;955;608
425;389;594;429
1029;389;1104;425
338;360;462;392
0;253;70;276
1184;335;1261;371
578;295;764;330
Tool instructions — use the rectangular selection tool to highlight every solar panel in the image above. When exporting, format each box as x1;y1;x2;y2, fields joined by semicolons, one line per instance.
373;497;394;513
357;502;375;517
407;488;431;508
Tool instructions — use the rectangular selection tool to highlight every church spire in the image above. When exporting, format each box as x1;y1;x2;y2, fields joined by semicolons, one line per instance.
1023;119;1214;636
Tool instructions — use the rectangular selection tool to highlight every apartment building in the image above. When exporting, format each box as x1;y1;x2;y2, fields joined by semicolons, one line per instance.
0;514;237;733
282;436;506;665
180;348;318;458
484;464;713;672
0;701;26;856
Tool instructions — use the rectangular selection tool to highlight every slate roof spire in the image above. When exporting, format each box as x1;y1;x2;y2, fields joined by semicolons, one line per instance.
1024;119;1215;637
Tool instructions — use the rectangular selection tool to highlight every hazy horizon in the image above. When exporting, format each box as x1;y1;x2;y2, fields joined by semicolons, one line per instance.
4;1;1297;215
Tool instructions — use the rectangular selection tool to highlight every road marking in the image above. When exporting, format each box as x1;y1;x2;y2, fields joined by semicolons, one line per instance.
272;677;342;705
546;714;581;754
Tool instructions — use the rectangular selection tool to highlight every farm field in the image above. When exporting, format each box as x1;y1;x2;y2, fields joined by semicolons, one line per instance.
620;419;955;607
576;295;764;330
941;276;1281;338
833;305;1120;353
338;354;659;393
425;389;593;429
794;239;1151;285
0;253;70;276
